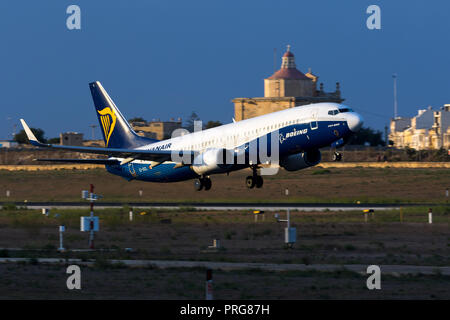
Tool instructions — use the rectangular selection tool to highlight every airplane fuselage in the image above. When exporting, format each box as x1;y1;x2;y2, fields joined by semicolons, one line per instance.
105;102;362;182
21;81;364;190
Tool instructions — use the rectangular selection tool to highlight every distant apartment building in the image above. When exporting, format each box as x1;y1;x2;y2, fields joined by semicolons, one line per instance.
0;140;19;148
60;132;84;146
389;104;450;150
130;118;182;140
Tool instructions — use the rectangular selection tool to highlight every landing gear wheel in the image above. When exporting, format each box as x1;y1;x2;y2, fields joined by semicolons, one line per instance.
194;179;203;191
203;177;212;191
195;177;212;191
255;175;263;188
333;152;342;162
246;176;255;189
247;166;263;189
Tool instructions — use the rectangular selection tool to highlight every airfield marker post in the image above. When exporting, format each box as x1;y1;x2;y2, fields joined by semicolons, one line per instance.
89;184;95;249
253;210;265;222
81;184;102;249
58;225;65;252
287;208;290;228
428;208;432;224
285;209;296;248
129;207;133;221
363;209;374;223
276;209;296;247
206;269;213;300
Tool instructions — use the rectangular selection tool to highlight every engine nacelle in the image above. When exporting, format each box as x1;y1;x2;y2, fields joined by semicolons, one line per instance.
191;148;234;175
279;149;321;171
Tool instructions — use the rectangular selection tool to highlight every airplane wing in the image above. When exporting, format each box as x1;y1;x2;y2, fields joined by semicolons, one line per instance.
20;119;194;164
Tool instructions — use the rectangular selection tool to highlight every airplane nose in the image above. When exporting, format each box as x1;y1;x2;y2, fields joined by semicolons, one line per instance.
347;113;363;132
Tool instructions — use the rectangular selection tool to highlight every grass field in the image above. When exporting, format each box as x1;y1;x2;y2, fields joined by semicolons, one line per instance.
1;206;449;265
0;166;448;299
0;205;448;299
0;166;449;203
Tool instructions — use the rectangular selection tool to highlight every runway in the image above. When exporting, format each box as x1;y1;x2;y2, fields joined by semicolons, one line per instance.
8;201;426;211
0;257;448;276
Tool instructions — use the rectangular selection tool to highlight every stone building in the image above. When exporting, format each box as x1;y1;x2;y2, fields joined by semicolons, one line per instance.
60;132;83;146
130;118;182;140
389;104;450;150
233;45;344;121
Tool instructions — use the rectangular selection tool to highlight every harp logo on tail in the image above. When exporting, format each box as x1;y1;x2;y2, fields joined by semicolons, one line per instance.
97;107;117;146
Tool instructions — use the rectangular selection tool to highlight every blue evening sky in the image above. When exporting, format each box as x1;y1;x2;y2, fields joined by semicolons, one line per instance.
1;0;449;140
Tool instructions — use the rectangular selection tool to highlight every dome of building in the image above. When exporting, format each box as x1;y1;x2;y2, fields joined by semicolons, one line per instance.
267;68;309;80
267;45;310;80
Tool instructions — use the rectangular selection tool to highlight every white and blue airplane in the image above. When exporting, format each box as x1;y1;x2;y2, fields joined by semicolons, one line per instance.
20;81;363;191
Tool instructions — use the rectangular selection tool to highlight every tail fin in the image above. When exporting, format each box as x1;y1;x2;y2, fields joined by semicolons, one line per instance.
89;81;157;148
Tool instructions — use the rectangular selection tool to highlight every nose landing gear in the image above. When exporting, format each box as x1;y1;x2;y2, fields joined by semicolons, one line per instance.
332;152;342;162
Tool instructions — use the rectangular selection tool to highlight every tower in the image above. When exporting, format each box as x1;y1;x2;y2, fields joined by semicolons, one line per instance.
264;45;315;97
232;45;344;121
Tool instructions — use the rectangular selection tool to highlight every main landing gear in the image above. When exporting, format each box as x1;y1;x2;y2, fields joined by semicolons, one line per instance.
246;166;263;189
194;176;212;191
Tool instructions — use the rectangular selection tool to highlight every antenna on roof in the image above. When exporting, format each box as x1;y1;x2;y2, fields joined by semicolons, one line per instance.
392;73;398;119
89;124;97;140
273;48;277;73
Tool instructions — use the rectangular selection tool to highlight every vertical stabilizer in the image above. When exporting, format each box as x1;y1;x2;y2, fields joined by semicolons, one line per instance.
89;81;157;148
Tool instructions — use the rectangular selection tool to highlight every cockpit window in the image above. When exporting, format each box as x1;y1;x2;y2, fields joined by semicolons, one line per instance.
338;108;353;113
328;109;339;115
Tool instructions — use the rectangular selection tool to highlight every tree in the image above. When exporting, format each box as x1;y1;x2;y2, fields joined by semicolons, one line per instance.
205;120;222;129
128;117;146;123
185;112;201;132
14;128;46;144
47;137;60;144
346;127;385;146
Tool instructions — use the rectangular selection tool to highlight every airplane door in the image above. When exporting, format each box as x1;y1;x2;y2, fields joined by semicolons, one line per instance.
310;112;318;130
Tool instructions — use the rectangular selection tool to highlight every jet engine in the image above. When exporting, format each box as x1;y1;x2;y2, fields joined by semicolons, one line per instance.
191;148;234;175
279;149;321;171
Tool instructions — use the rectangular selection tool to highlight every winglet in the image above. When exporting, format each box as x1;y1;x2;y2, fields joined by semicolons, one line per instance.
19;119;42;146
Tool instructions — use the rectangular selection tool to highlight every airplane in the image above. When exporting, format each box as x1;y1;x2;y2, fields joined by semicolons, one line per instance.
20;81;363;191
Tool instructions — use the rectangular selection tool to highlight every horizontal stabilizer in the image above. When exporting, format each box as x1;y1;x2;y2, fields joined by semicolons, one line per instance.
19;118;195;163
34;159;120;165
